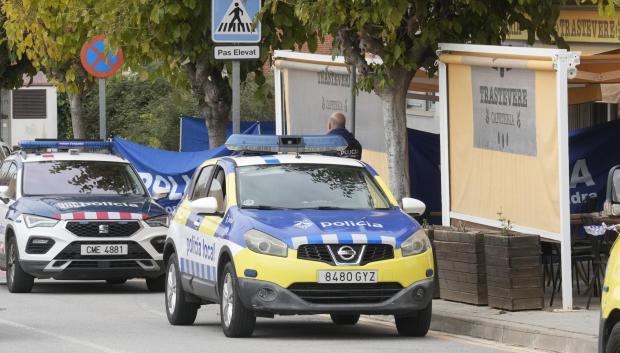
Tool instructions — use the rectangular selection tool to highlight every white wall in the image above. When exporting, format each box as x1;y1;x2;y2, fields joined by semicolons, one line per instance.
10;86;58;145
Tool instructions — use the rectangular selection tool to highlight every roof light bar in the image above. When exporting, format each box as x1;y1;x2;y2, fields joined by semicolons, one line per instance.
225;135;348;153
19;140;113;151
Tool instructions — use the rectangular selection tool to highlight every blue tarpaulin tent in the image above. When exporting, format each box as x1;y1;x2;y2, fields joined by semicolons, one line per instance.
180;116;275;151
113;123;261;212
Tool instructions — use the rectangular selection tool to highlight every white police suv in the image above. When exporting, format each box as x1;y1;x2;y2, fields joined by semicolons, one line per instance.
0;140;169;293
163;135;434;337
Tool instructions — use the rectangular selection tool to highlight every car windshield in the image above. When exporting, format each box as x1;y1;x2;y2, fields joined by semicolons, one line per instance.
22;161;147;196
237;164;391;210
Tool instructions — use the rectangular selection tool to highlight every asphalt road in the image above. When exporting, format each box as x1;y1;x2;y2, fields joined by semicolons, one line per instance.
0;279;533;353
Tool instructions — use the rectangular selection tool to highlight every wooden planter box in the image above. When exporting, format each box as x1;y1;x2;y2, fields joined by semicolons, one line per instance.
484;233;543;311
434;229;487;305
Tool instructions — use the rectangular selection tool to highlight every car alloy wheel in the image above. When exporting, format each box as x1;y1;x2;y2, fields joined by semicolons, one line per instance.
166;262;177;315
8;242;16;284
222;272;234;328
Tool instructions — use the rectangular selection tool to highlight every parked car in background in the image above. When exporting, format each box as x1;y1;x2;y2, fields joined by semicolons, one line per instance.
0;140;169;293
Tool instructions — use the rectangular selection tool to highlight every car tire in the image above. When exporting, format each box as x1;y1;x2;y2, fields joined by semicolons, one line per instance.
607;322;620;353
330;314;360;325
6;237;34;293
106;279;127;285
220;262;255;337
165;253;198;325
394;302;432;337
146;275;165;292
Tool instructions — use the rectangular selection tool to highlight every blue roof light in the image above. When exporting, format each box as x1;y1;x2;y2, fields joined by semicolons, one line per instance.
225;135;347;153
19;140;113;151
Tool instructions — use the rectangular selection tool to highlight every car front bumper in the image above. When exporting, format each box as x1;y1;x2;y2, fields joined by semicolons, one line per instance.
20;259;165;280
236;277;433;316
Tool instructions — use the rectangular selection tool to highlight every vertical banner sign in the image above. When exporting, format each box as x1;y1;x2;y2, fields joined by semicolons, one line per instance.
472;67;537;156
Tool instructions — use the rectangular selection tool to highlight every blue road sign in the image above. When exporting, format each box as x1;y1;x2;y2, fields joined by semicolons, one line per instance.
212;0;261;43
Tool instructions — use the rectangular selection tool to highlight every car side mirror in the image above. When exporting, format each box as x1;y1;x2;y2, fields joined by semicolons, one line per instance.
152;191;170;201
402;197;426;216
0;185;9;203
189;197;218;215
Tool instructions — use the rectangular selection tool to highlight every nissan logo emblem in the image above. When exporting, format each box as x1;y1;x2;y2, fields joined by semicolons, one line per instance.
337;245;356;261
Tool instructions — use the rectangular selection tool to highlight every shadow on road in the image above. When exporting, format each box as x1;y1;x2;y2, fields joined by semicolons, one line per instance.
192;318;408;340
3;280;154;294
253;320;405;340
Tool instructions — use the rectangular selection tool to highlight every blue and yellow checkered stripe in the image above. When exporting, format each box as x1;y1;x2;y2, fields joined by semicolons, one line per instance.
180;257;217;282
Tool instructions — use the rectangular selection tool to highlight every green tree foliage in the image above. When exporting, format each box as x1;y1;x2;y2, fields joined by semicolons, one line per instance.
57;75;276;150
277;0;573;200
0;13;36;89
89;0;314;148
57;77;199;151
241;74;275;121
3;0;96;138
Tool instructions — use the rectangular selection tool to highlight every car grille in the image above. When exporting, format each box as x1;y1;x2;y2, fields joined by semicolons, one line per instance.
67;260;142;270
66;221;141;238
288;282;403;304
362;244;394;264
297;244;394;265
53;241;152;260
297;244;332;263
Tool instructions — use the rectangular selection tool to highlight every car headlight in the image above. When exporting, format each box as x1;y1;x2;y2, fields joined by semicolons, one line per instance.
401;229;431;256
24;214;59;228
244;229;288;257
145;215;169;228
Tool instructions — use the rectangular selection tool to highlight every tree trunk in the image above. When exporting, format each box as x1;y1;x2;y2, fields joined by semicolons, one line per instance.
67;91;85;139
378;67;414;202
202;104;228;148
184;58;232;149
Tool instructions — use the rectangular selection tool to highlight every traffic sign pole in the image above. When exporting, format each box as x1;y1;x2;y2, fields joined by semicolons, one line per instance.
212;0;261;136
99;78;106;139
80;34;123;141
232;60;240;134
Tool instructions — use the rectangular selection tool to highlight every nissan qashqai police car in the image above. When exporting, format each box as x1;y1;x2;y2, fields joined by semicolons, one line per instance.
163;135;434;337
0;140;169;293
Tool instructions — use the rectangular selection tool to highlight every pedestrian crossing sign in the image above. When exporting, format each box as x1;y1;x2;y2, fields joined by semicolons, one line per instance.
212;0;261;43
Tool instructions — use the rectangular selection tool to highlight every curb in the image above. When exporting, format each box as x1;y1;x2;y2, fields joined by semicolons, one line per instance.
367;312;597;353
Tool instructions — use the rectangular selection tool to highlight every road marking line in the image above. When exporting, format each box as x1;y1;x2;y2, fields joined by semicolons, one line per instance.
0;318;129;353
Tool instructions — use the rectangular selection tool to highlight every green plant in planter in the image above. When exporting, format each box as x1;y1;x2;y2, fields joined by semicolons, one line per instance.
497;211;513;236
456;220;468;233
421;218;430;229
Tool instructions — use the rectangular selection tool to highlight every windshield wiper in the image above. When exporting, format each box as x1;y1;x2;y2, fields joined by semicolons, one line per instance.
242;205;289;210
299;206;352;210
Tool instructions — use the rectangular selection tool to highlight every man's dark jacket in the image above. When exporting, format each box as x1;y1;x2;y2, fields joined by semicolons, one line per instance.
327;128;362;160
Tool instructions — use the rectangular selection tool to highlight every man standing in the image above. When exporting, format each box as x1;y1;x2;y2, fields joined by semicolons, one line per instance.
326;112;362;160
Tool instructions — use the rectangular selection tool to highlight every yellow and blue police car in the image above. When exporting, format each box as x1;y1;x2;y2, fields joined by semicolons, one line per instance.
162;135;435;337
601;223;620;352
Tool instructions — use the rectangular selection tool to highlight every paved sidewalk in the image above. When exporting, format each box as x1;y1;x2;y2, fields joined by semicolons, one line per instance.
369;299;599;353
